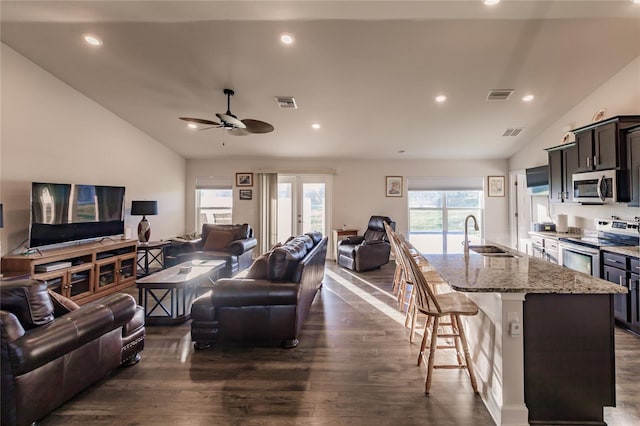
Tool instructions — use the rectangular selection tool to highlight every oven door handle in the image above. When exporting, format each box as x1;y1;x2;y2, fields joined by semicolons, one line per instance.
560;244;599;256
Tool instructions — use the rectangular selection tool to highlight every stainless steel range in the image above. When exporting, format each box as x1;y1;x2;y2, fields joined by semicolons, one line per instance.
558;218;640;277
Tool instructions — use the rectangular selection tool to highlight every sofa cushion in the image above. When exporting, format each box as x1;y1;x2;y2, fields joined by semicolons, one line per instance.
48;290;80;317
269;239;309;282
305;232;323;246
203;230;236;250
0;280;54;330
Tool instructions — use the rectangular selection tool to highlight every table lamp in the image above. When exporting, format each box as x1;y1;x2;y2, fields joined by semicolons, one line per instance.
131;201;158;242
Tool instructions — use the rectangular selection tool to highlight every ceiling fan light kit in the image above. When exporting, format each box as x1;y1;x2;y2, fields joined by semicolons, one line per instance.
179;88;274;135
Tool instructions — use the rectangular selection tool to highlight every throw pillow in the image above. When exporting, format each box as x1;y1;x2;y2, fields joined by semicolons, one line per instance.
48;289;80;316
202;230;236;250
246;253;270;279
245;242;282;279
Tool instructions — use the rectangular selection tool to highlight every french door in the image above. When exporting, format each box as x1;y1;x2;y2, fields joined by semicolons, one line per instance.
277;175;331;243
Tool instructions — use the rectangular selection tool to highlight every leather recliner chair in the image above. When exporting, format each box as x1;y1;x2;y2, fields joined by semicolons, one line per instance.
337;215;395;272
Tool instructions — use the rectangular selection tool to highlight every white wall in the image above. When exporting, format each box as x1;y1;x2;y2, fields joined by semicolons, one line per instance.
187;157;510;245
509;55;640;230
0;44;186;255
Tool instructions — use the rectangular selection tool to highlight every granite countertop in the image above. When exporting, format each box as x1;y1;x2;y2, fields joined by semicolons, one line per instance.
528;231;581;239
425;242;626;295
601;246;640;259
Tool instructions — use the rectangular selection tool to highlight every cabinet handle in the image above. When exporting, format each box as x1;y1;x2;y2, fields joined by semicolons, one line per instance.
619;276;623;286
586;156;591;167
593;155;598;166
557;192;562;200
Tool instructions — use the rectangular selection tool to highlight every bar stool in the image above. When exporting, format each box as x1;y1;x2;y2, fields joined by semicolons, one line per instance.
399;243;479;395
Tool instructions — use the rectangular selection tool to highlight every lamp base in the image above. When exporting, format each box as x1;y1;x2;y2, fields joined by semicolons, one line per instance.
138;217;151;242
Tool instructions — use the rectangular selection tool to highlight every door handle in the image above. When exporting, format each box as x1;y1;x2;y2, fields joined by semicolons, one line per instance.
597;176;606;202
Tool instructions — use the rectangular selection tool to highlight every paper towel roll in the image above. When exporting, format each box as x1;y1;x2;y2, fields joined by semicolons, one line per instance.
556;214;568;233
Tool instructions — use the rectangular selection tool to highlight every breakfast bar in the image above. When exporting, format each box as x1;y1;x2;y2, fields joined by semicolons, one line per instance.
426;245;626;426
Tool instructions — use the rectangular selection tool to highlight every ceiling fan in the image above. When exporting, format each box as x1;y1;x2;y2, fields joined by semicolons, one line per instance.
179;88;274;136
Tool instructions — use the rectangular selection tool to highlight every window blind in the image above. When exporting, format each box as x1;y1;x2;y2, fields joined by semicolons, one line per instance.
195;176;232;189
407;176;484;191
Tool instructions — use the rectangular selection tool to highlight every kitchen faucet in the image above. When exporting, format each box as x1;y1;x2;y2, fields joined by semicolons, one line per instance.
464;214;479;255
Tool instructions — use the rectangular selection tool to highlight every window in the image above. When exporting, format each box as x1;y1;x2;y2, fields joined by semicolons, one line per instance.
195;177;233;230
408;190;483;254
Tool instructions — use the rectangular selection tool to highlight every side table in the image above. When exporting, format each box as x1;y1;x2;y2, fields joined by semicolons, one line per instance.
137;241;171;277
332;228;358;261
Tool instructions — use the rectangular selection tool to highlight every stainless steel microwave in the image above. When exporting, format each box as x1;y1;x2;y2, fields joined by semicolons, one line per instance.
572;169;629;203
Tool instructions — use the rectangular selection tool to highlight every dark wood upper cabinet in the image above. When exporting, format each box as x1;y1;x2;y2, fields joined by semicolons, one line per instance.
546;143;578;203
627;125;640;207
575;130;594;172
572;116;640;172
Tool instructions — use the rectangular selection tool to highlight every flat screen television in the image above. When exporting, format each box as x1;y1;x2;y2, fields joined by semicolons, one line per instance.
29;182;126;248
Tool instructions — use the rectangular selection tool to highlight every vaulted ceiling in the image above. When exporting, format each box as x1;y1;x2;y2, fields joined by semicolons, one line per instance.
2;1;639;160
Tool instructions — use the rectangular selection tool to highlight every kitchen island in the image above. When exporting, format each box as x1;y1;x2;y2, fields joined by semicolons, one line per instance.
426;246;626;426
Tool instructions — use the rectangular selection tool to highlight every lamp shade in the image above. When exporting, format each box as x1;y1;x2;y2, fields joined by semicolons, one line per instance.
131;200;158;216
0;204;3;228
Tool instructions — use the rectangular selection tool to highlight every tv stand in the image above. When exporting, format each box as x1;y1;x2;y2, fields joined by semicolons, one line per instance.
1;239;138;304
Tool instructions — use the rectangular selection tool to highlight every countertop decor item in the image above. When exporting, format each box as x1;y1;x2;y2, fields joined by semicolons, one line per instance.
131;200;158;242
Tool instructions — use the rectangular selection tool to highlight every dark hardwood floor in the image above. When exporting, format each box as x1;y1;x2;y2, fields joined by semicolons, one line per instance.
39;262;640;425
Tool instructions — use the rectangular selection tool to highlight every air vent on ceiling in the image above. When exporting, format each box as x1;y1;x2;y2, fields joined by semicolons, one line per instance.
487;89;514;101
274;96;297;109
503;128;524;137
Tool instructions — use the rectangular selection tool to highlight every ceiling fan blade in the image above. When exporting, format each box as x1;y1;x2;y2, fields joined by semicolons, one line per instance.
216;113;246;129
179;117;220;126
242;119;275;134
227;128;251;136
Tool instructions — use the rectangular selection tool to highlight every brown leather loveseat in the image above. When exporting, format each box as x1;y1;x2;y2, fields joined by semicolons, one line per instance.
0;279;145;426
190;232;327;349
168;223;258;278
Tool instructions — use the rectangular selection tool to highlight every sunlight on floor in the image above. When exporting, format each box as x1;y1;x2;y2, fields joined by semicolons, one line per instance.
324;269;407;327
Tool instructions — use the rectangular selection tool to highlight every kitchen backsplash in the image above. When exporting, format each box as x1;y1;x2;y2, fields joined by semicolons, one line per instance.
550;203;639;231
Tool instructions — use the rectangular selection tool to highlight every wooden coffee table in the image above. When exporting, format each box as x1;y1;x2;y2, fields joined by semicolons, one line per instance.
136;260;225;325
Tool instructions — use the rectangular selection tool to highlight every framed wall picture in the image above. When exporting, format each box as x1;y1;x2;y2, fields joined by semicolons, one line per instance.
385;176;403;197
239;189;252;200
488;176;505;197
236;173;253;187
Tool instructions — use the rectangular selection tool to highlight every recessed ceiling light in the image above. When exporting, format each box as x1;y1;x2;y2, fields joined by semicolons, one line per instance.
435;95;447;103
83;34;103;46
522;94;535;102
280;33;295;45
311;123;321;129
483;0;501;5
187;123;198;129
398;150;406;154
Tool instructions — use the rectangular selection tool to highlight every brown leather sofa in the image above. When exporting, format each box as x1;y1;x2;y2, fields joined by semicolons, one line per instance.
190;232;327;349
0;279;145;426
337;215;395;272
167;223;257;278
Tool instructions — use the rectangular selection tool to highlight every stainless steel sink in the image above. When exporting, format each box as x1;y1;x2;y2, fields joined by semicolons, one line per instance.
469;245;520;258
469;245;506;254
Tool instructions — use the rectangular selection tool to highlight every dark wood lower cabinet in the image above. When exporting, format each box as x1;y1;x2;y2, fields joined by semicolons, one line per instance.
524;294;615;425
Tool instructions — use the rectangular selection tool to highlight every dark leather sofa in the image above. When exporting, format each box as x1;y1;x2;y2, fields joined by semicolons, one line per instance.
190;232;327;349
0;279;145;426
337;215;395;272
167;223;257;278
